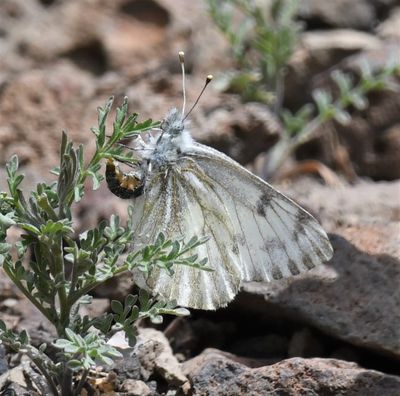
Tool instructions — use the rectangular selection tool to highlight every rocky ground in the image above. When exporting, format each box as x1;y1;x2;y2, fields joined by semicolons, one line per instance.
0;0;399;395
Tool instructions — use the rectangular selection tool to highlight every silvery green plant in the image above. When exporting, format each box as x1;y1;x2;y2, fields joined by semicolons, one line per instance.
0;97;210;395
208;0;400;178
265;61;400;176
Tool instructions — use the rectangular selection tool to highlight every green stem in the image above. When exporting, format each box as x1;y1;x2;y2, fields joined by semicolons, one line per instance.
291;115;325;147
46;235;69;336
273;71;285;116
2;338;59;395
68;239;109;299
57;273;69;337
264;115;324;178
58;288;69;336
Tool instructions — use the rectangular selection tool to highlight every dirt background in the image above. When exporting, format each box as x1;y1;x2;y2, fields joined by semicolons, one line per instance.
0;0;399;395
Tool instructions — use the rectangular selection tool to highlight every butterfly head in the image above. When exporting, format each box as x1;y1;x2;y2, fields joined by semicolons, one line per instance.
147;53;212;167
161;108;185;138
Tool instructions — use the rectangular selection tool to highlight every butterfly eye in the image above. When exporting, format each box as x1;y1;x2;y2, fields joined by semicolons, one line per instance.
105;158;145;199
160;119;166;130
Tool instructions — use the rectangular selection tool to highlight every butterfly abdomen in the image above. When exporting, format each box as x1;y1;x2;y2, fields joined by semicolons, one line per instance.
105;158;144;199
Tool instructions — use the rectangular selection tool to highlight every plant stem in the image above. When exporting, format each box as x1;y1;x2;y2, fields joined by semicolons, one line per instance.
52;235;69;336
273;71;285;115
264;116;323;178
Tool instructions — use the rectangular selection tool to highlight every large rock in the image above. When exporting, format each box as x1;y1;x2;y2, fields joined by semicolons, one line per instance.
183;349;400;396
240;180;400;358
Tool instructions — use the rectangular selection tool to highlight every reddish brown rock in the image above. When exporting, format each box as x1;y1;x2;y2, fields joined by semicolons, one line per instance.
183;349;400;396
101;0;171;71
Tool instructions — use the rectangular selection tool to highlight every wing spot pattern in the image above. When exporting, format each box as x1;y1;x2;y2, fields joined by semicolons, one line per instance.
252;212;274;280
256;194;272;216
271;200;328;269
303;254;315;270
302;225;333;262
272;265;283;280
263;238;283;252
184;162;258;280
288;259;301;275
234;233;246;246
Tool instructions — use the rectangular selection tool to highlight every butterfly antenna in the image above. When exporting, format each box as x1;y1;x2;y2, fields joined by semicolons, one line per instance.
179;51;186;119
183;74;213;121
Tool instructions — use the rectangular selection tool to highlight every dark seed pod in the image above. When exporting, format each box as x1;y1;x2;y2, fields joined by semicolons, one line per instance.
105;158;144;199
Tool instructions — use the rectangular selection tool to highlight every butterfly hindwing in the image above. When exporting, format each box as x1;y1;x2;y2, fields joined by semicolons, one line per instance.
187;143;333;281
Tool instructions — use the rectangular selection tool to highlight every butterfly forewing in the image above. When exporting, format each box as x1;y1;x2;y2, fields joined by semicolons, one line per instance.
130;165;243;309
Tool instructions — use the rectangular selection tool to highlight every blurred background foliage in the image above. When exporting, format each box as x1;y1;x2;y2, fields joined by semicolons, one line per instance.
0;0;399;189
207;0;399;178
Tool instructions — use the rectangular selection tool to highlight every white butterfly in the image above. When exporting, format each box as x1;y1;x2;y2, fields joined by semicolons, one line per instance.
107;54;333;310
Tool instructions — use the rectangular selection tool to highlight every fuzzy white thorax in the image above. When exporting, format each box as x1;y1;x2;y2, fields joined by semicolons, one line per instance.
147;108;194;169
